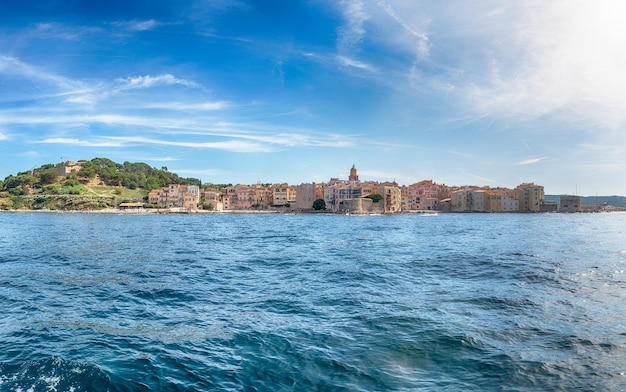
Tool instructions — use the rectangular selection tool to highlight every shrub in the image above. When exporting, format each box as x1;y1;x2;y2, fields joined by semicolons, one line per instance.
312;199;326;210
365;194;383;203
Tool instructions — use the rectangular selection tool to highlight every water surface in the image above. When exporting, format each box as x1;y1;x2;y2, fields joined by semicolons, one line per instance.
1;212;625;390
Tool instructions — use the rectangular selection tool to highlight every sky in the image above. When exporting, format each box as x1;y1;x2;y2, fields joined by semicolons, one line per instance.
1;0;625;195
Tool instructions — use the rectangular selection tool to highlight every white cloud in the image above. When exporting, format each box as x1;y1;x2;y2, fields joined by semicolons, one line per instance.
457;1;626;130
35;137;125;147
514;157;548;166
225;130;353;148
64;94;98;105
460;170;512;188
104;136;273;153
0;110;355;149
106;19;163;35
33;23;80;40
119;19;160;32
33;135;272;153
328;1;626;134
133;156;179;162
174;168;223;177
117;74;199;89
375;0;430;59
142;101;229;111
30;22;103;40
337;55;377;72
0;55;80;91
337;0;369;52
0;132;7;141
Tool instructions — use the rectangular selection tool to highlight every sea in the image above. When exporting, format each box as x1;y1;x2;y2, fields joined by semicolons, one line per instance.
0;211;625;391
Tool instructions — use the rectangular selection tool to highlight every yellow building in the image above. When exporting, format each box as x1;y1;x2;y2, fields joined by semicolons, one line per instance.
148;184;200;209
515;183;545;212
349;164;359;182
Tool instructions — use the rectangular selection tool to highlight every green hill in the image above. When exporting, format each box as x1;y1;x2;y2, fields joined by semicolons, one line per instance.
0;158;201;211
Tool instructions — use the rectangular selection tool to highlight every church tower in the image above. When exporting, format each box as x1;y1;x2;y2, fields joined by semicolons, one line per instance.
349;164;359;182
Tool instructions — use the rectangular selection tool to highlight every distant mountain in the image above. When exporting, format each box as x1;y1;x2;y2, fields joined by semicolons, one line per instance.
545;195;626;207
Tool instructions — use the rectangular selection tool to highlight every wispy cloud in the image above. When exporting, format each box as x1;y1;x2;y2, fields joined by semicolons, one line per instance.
0;113;162;127
133;156;179;162
35;137;125;147
460;169;512;188
337;55;377;72
232;131;353;148
142;101;229;111
376;0;430;60
0;132;7;141
29;20;157;40
174;168;223;177
0;55;81;90
117;74;199;89
337;0;368;52
0;107;357;150
104;136;273;153
33;135;271;152
460;1;626;130
31;22;103;40
111;19;160;32
514;157;548;165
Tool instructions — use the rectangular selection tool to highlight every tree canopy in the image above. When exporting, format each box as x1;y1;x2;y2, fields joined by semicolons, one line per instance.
365;193;383;203
312;198;327;210
77;158;200;189
2;158;201;192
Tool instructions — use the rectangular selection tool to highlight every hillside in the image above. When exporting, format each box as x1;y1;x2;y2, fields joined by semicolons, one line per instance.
0;158;201;211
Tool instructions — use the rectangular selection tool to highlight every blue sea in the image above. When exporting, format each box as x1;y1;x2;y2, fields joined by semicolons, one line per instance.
1;212;625;391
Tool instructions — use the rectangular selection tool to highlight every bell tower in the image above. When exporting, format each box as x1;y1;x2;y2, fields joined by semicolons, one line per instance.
349;164;359;182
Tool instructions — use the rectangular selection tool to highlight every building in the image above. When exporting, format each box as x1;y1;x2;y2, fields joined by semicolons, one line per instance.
401;180;443;211
502;195;520;212
118;202;143;211
560;195;581;213
341;197;383;214
271;184;296;207
450;189;469;212
349;165;359;182
148;184;200;209
202;187;224;211
373;182;401;213
44;161;82;177
294;183;321;211
515;183;544;212
322;166;401;213
470;190;487;212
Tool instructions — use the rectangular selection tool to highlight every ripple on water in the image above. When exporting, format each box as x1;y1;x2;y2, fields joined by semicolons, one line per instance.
1;213;626;391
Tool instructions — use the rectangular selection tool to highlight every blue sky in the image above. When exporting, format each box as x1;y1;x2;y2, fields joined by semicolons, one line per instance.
1;0;625;195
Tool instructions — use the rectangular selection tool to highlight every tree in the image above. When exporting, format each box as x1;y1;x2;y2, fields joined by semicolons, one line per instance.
365;193;383;203
4;174;36;190
9;186;28;196
312;199;326;210
38;172;58;185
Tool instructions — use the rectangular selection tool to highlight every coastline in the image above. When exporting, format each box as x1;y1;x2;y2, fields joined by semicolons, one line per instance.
1;208;624;214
